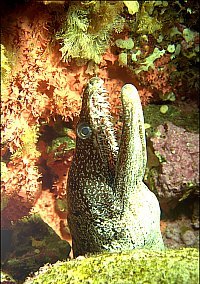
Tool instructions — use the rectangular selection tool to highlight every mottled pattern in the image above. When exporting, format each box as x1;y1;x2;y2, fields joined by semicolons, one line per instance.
150;122;199;206
67;78;164;257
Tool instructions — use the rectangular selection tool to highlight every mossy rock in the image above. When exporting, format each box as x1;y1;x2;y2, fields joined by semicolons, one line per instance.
24;248;199;284
143;104;199;135
1;215;71;282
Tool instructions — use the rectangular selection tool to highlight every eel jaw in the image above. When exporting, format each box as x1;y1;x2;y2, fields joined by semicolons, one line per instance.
80;77;119;176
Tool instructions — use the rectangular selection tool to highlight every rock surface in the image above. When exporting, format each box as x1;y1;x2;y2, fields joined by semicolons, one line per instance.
1;215;71;282
149;121;199;208
162;216;199;249
144;103;199;214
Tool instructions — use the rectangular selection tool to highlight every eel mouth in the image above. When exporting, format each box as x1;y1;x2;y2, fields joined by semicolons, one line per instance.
82;77;119;175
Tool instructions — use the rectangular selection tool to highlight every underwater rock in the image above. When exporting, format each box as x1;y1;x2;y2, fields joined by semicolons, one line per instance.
165;222;181;244
24;248;199;284
1;215;71;282
146;121;199;211
162;216;199;249
181;230;197;246
192;199;199;229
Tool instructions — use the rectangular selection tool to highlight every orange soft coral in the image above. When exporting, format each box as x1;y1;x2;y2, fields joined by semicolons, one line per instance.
1;157;41;202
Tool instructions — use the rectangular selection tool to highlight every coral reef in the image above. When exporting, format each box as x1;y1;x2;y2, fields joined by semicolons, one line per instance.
119;0;199;100
24;248;199;284
1;3;84;227
0;1;199;279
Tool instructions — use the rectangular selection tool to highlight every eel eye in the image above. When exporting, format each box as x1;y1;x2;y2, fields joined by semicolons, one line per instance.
77;123;92;139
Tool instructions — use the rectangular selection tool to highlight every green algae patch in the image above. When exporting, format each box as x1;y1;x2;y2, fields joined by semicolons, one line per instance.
144;104;199;135
24;248;199;284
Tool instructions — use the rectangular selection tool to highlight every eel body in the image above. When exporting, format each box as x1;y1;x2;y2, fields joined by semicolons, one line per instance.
67;77;164;257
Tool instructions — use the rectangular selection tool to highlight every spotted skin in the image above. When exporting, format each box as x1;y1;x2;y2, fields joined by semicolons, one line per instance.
67;78;164;257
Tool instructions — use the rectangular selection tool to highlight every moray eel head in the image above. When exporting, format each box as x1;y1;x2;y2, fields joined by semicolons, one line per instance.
75;77;119;177
67;77;164;257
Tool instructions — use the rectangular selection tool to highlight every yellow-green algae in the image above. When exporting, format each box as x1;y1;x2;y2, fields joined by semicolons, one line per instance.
24;248;199;284
56;1;124;64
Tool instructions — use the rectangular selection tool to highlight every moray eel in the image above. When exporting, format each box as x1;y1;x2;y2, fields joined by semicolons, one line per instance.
67;77;164;257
